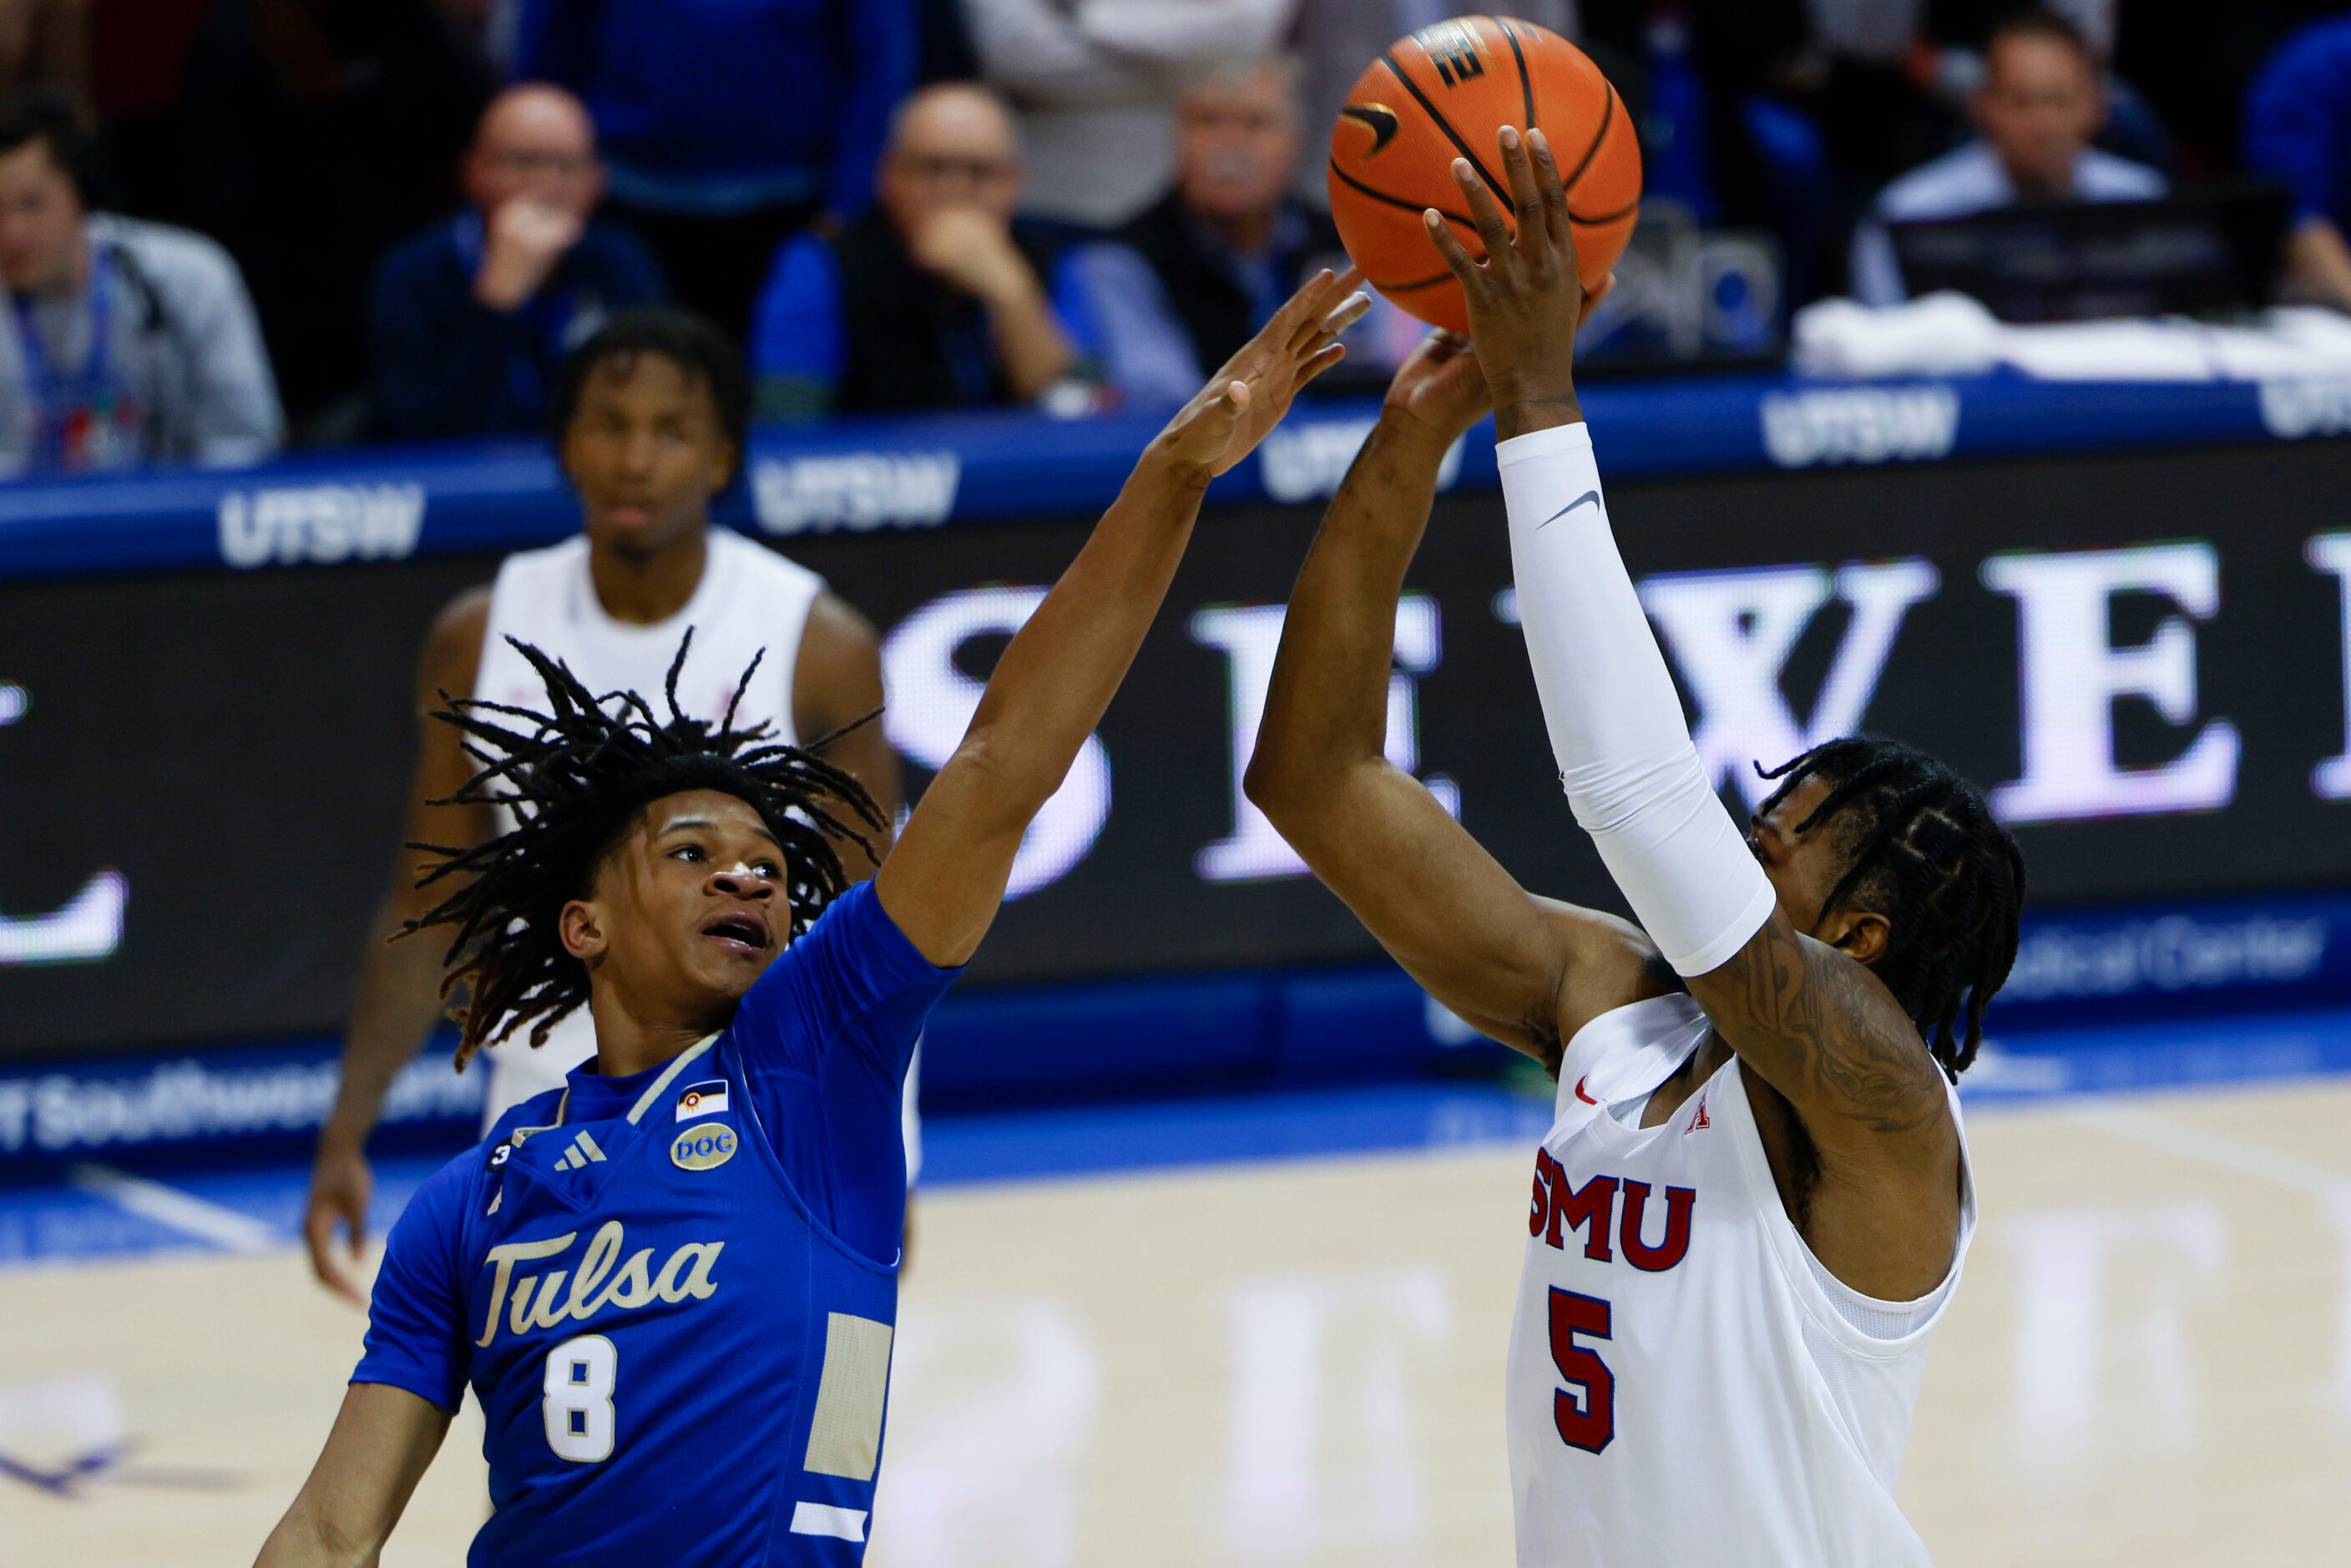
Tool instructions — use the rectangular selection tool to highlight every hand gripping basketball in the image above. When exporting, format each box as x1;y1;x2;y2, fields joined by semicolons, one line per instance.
1421;125;1600;422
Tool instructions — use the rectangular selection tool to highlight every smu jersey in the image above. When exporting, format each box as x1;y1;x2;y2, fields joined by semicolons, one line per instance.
471;528;825;1127
355;883;958;1564
1506;994;1974;1567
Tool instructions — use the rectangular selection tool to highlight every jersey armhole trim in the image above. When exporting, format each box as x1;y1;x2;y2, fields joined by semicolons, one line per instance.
1724;1060;1978;1362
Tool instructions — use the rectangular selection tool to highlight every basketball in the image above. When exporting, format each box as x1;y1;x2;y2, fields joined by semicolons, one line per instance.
1327;15;1642;331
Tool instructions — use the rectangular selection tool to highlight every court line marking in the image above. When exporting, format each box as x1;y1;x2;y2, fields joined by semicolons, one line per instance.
2069;1102;2351;1196
65;1164;280;1254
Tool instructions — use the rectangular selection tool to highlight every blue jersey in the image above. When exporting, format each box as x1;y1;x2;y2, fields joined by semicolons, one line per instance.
354;882;958;1563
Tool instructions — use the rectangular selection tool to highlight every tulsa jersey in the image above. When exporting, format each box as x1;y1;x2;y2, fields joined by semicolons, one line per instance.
1506;995;1974;1566
471;528;825;1127
355;882;957;1563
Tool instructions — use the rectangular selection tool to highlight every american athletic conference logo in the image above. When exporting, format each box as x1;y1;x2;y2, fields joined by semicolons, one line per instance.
671;1121;736;1171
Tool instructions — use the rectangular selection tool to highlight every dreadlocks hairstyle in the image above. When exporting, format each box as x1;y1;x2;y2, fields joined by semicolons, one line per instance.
402;631;883;1068
1752;736;2026;1080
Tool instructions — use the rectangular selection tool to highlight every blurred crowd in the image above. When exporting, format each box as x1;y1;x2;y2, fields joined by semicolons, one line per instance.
2;0;2348;477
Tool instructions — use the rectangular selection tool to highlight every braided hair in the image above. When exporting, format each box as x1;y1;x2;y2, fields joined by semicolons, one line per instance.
402;632;883;1068
1752;737;2026;1080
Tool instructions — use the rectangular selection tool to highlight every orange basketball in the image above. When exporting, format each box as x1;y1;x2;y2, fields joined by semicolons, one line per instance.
1327;16;1641;331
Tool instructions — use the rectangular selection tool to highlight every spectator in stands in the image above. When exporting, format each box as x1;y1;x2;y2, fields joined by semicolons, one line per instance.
369;84;665;441
962;0;1292;230
512;0;917;336
1848;9;2165;306
749;83;1079;422
2243;13;2351;314
0;89;280;473
1057;55;1398;409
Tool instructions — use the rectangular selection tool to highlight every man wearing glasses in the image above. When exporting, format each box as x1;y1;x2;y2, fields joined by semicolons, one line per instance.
369;83;669;442
750;83;1085;422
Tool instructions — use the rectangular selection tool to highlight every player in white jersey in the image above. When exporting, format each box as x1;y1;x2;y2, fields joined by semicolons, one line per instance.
1248;129;2025;1565
301;309;902;1304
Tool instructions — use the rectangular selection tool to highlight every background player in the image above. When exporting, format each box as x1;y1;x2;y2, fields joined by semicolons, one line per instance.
301;306;903;1305
1246;129;2024;1565
254;267;1372;1565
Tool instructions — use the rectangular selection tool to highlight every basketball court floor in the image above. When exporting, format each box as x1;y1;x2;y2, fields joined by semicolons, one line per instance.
6;1005;2351;1566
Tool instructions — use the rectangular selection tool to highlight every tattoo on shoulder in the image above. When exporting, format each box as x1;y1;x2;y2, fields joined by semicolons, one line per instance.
1713;921;1944;1137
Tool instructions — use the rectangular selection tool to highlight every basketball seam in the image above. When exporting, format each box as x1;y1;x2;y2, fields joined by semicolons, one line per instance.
1368;271;1455;292
1499;18;1534;131
1378;49;1509;206
1563;82;1615;195
1326;158;1476;227
1567;197;1640;225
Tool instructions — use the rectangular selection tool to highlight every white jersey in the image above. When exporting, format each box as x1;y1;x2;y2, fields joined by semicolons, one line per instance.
1505;994;1974;1567
469;528;822;1127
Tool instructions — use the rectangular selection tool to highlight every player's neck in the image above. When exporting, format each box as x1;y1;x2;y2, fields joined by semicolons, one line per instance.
588;524;708;625
585;989;720;1080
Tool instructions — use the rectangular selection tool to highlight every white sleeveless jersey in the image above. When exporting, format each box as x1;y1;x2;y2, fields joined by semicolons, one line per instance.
469;528;824;1126
1505;994;1974;1567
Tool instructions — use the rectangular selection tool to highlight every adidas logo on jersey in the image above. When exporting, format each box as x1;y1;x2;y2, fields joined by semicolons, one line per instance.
552;1130;608;1172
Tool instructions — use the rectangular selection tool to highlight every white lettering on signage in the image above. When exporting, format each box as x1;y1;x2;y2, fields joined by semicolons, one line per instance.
2005;913;2328;1002
1983;544;2238;822
2309;533;2351;802
217;484;426;569
0;683;126;967
2257;376;2351;441
1637;559;1940;807
1260;419;1464;505
751;453;960;535
476;1222;724;1348
880;587;1109;900
1759;387;1959;468
0;1052;483;1153
1189;597;1455;883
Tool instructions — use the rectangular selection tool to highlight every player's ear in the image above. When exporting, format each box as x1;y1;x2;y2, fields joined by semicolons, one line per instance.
559;898;608;964
1824;907;1890;968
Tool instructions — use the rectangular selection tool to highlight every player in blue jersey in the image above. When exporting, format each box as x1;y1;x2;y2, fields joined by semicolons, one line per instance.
255;267;1372;1566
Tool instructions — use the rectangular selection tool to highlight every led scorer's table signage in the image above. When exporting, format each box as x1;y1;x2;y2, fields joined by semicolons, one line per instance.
2;422;2347;1055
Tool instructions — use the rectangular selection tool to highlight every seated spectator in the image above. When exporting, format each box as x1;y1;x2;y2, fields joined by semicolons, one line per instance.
1056;56;1402;410
513;0;917;336
1848;9;2165;306
749;83;1078;422
0;89;280;474
963;0;1292;228
369;84;665;442
2243;13;2351;314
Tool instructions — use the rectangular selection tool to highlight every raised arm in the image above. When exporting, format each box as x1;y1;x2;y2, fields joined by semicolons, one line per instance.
1424;126;1953;1162
1245;333;1661;1068
874;270;1371;965
254;1383;450;1566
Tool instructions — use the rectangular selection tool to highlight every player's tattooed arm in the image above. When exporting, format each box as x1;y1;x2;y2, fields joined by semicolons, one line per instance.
1685;908;1954;1144
255;1383;450;1565
876;270;1371;968
1247;337;1662;1068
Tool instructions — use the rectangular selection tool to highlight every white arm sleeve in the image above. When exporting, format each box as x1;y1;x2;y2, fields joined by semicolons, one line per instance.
1500;422;1777;976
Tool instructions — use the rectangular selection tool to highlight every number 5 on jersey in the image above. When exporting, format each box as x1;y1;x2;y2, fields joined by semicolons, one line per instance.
1549;1288;1615;1454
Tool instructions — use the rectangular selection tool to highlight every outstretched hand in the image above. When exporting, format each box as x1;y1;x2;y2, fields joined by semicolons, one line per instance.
1420;125;1610;438
1154;267;1372;479
1383;328;1489;446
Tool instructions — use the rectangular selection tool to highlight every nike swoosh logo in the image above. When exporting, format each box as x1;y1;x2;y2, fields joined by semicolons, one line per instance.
1539;491;1600;529
1574;1075;1598;1105
1340;104;1401;155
